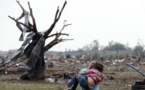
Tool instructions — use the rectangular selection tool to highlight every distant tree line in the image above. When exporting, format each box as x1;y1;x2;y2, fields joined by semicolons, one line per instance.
75;39;145;60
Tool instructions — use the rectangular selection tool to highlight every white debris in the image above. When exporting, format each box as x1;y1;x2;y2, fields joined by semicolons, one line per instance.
45;78;55;83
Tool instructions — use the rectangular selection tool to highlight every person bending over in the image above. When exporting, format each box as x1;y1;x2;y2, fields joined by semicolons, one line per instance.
80;61;100;90
66;61;104;90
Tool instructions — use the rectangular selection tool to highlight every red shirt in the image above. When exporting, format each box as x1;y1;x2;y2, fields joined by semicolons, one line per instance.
87;69;104;84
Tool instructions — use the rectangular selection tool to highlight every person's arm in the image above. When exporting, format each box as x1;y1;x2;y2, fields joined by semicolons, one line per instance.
95;76;102;81
79;68;86;73
79;69;91;75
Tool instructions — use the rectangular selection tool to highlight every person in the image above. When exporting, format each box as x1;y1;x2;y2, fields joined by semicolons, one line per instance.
65;61;104;90
80;61;100;90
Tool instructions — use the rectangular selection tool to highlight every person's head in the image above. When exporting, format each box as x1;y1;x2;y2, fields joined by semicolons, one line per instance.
88;61;97;69
92;62;104;72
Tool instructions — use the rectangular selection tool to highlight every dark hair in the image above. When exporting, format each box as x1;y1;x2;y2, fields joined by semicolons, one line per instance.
92;62;104;72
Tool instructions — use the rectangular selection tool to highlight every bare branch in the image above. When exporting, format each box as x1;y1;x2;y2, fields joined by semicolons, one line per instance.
16;0;25;11
54;7;59;21
43;38;73;52
57;1;67;21
46;33;69;39
61;39;74;41
43;39;63;52
60;20;72;32
45;20;71;39
44;19;71;52
55;20;71;38
44;1;67;38
28;2;38;33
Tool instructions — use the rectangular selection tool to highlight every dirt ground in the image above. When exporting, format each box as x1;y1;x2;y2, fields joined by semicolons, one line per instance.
0;59;145;90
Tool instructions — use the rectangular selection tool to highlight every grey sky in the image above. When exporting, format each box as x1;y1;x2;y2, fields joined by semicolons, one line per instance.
0;0;145;51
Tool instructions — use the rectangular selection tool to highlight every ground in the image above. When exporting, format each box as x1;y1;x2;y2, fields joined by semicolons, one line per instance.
0;59;145;90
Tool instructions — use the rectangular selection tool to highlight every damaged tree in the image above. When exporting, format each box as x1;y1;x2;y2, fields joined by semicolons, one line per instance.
8;0;72;80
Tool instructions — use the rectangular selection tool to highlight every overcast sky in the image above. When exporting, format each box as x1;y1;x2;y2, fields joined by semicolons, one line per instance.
0;0;145;51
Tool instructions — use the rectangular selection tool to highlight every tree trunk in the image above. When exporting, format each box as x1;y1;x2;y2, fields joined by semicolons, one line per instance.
20;50;45;80
20;34;46;80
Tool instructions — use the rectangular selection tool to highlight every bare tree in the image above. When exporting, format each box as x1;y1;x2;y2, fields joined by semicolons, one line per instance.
8;0;72;80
